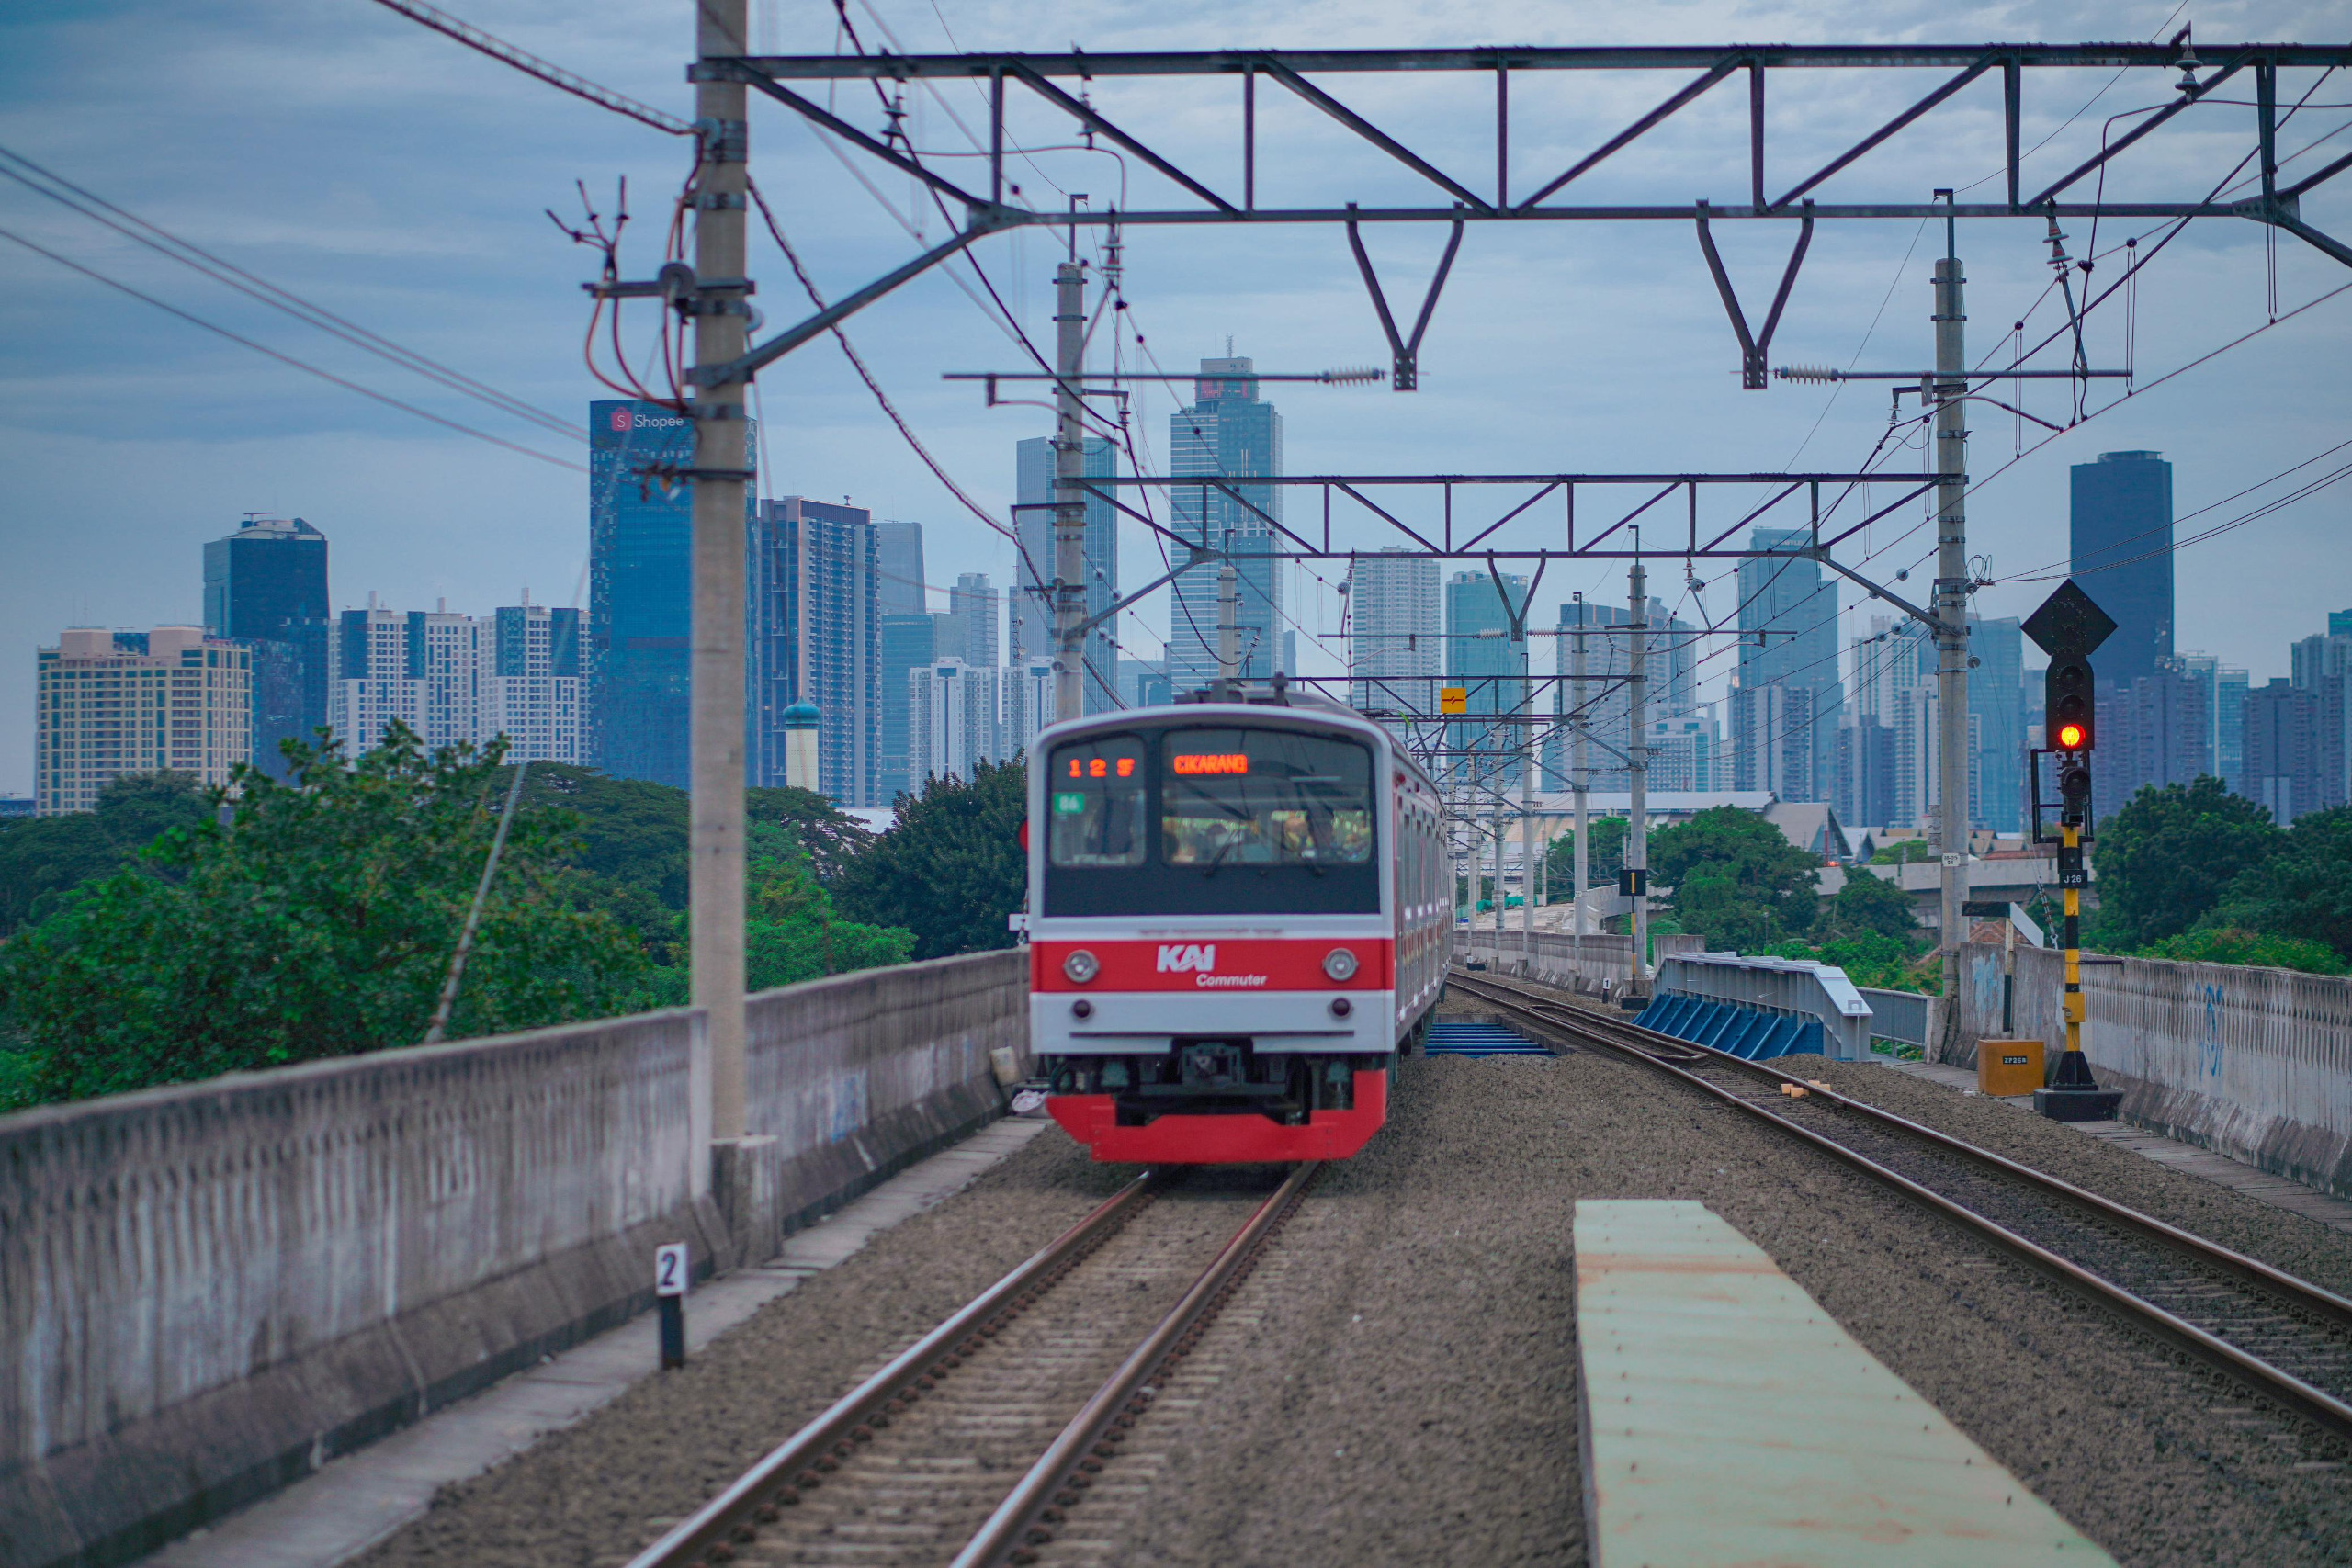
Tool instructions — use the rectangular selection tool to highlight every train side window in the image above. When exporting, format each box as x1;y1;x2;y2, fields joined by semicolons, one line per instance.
1046;736;1148;867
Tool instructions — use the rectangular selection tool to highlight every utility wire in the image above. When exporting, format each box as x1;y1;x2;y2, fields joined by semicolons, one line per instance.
0;224;585;472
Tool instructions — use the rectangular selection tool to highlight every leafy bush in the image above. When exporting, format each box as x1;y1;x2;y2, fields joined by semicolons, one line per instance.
2136;927;2347;976
2093;776;2281;948
1814;865;1921;945
1;728;649;1104
1651;806;1821;952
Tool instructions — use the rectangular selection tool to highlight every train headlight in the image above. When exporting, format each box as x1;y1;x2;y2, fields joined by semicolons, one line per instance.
1323;947;1359;982
1063;949;1101;984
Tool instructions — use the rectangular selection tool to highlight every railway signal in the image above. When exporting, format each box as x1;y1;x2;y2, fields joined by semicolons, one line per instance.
2022;580;2121;1122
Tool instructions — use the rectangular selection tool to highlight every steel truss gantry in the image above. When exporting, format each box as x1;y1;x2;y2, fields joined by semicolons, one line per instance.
696;40;2352;388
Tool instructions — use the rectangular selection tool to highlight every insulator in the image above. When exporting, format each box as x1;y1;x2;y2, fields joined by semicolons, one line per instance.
1320;366;1385;385
1775;365;1841;383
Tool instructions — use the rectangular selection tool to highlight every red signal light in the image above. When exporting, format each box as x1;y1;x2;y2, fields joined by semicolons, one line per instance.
2056;722;2085;750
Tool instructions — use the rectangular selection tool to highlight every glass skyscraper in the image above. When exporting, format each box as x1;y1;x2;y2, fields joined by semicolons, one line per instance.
202;514;329;777
2069;450;2174;691
752;497;882;805
1446;570;1529;786
1969;615;2024;833
1736;528;1843;800
1167;357;1283;690
589;400;705;790
1014;434;1117;711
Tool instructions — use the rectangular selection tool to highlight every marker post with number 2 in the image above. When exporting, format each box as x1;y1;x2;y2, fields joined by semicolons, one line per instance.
655;1243;688;1370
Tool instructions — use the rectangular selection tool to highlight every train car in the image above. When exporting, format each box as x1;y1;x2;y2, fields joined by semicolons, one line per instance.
1026;683;1449;1163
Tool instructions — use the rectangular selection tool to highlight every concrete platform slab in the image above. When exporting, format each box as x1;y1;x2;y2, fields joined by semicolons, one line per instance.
141;1116;1049;1568
1576;1199;2113;1566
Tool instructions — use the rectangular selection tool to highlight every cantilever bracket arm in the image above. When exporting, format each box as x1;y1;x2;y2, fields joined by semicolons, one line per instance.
2266;208;2352;270
702;221;997;384
1695;199;1814;389
1808;548;1950;634
1069;551;1210;640
1345;205;1466;391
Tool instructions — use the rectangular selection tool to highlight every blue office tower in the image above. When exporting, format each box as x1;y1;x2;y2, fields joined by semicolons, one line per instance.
1446;571;1529;787
202;514;330;777
1014;434;1118;711
589;400;755;791
753;497;882;805
1969;615;2024;833
1167;357;1283;689
1736;529;1843;800
2069;451;2173;691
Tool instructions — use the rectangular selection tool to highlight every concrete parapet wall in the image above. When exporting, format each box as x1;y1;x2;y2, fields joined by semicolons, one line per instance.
0;948;1032;1568
1957;942;2352;1198
1466;931;1637;994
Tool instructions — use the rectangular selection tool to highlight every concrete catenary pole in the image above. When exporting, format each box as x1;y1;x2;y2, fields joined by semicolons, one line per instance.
1519;636;1534;954
1571;594;1589;939
692;0;751;1142
1052;258;1088;721
1932;191;1970;1056
1216;540;1240;687
1628;558;1649;994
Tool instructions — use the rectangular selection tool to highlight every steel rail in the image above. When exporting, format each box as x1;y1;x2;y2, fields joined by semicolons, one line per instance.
622;1168;1165;1568
951;1160;1321;1568
1464;968;2352;1333
1446;968;2352;1443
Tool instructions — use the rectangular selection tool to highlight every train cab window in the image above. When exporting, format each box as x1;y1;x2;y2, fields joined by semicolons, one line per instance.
1046;736;1148;866
1161;728;1374;870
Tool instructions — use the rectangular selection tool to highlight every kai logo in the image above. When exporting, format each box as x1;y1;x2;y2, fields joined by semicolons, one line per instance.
1156;943;1216;974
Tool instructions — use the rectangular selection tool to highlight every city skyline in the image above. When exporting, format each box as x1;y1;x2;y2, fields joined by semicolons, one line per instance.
4;0;2348;797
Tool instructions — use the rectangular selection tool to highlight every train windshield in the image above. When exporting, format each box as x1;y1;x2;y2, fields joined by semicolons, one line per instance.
1042;725;1381;917
1160;728;1374;869
1046;735;1148;867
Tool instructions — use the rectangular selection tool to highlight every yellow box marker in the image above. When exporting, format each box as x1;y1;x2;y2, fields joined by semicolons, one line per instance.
1576;1199;2113;1566
1978;1039;2046;1098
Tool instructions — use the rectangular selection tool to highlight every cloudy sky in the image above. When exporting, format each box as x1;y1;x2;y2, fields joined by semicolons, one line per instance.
3;0;2347;795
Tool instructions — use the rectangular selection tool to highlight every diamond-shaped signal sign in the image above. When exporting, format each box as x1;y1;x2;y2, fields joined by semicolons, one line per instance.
2022;580;2118;660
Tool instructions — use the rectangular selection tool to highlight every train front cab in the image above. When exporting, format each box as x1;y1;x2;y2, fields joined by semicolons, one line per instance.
1028;705;1444;1164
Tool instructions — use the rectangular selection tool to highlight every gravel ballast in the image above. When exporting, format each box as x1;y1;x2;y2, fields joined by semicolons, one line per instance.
355;995;2352;1568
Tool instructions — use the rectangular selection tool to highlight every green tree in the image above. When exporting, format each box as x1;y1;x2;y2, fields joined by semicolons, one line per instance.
1814;864;1922;946
1542;814;1628;896
0;772;214;931
1;727;648;1104
1650;806;1821;950
2206;805;2352;959
2094;776;2281;948
833;761;1025;960
1870;838;1939;866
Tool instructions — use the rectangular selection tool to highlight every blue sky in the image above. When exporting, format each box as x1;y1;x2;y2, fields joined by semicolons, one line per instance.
2;0;2347;795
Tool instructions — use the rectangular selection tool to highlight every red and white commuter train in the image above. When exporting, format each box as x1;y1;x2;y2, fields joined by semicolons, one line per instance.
1026;685;1449;1163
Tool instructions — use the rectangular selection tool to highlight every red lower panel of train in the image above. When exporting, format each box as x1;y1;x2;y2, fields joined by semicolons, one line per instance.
1046;1069;1389;1164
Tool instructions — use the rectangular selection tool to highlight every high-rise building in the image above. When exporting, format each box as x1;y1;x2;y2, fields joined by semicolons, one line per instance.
877;612;937;803
2244;678;2324;824
202;514;329;777
1446;570;1529;786
1347;550;1441;723
1006;659;1056;757
909;659;1001;786
2291;623;2352;807
480;603;584;765
1736;530;1842;799
1731;682;1817;800
1544;596;1692;793
872;520;926;616
331;600;422;754
2070;451;2174;691
2101;661;2211;818
590;400;709;790
36;627;251;814
752;497;882;805
1014;434;1118;709
1168;358;1283;689
2216;662;2250;795
1969;615;2025;834
947;572;1001;671
1647;707;1724;792
1833;717;1897;829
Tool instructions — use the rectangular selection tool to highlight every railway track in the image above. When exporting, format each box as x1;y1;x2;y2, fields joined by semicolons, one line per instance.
624;1162;1317;1568
1449;965;2352;1448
